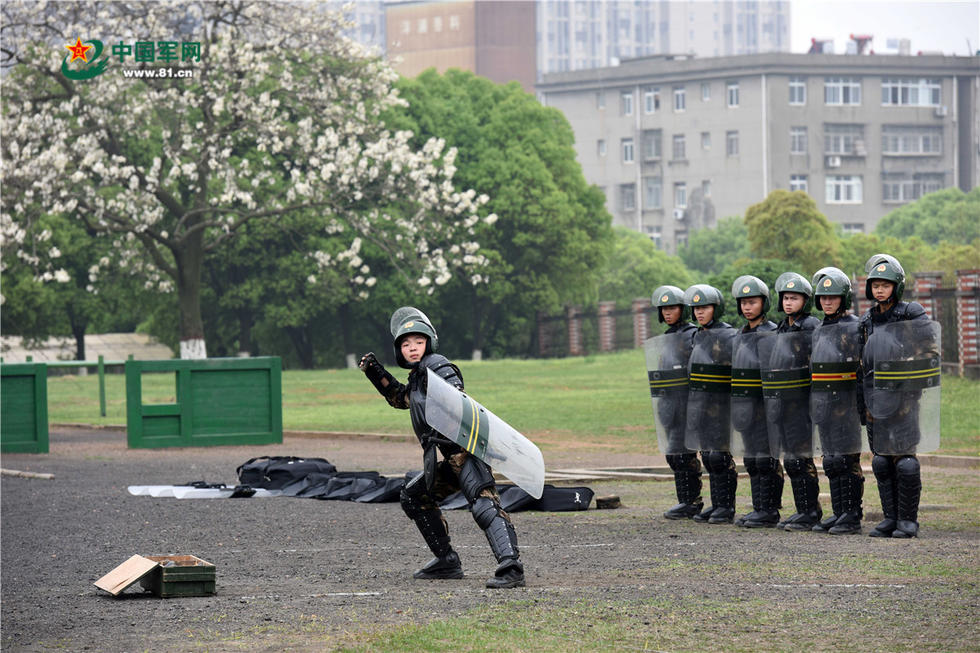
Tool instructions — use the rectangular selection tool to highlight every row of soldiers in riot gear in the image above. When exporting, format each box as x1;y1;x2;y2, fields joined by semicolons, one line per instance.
647;253;941;538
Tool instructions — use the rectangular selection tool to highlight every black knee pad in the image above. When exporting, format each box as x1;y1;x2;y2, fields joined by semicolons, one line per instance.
871;454;893;479
459;455;495;502
895;456;920;478
667;453;700;473
704;450;733;474
400;472;433;518
471;496;500;530
784;457;815;478
822;455;848;478
743;457;760;476
754;456;780;475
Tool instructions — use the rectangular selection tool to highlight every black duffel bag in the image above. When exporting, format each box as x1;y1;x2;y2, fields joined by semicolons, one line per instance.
236;456;337;490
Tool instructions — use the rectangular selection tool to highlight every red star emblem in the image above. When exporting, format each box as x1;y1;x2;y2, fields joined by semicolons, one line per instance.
65;38;92;63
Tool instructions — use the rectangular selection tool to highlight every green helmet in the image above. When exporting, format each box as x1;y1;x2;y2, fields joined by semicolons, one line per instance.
652;285;690;323
811;266;852;311
731;275;771;317
684;284;725;316
864;253;905;302
389;306;438;368
775;272;813;314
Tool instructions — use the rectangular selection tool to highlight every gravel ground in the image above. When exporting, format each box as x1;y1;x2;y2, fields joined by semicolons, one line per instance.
2;428;977;652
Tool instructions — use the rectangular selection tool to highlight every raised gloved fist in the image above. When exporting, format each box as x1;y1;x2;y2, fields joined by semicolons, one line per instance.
358;352;377;372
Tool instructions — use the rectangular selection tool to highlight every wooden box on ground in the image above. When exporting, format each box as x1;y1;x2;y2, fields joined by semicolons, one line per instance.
94;554;216;598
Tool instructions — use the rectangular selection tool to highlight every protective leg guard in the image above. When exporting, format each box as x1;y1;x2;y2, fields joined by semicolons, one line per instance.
869;455;898;537
401;476;462;579
813;455;846;533
739;458;779;528
829;456;864;535
892;456;921;539
780;457;822;531
735;458;761;527
472;496;525;588
664;453;703;520
702;451;737;524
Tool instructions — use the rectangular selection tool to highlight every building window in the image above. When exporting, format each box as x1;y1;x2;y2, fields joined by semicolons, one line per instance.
824;77;862;105
643;176;663;209
727;81;739;107
417;18;427;34
620;183;636;211
621;138;634;163
672;134;686;160
826;175;863;204
726;130;739;156
644;86;661;113
789;76;806;105
702;179;711;197
401;20;411;34
595;91;605;109
842;223;864;234
701;132;711;150
882;126;942;154
882;173;944;203
674;182;687;208
621;90;633;116
642;130;662;160
674;86;686;111
701;82;710;101
790;127;808;154
647;225;662;249
824;124;865;155
675;230;688;248
881;78;942;106
449;14;460;30
790;174;808;193
433;16;442;32
597;139;606;157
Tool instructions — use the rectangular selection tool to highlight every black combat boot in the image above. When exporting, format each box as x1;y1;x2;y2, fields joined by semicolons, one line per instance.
707;465;737;524
781;461;822;531
742;467;780;528
812;474;841;533
829;469;864;535
735;467;762;527
485;558;525;589
413;551;464;579
473;497;525;588
664;470;704;520
869;455;897;537
892;456;921;539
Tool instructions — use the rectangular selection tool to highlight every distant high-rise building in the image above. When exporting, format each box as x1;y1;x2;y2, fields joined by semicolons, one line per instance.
536;0;790;78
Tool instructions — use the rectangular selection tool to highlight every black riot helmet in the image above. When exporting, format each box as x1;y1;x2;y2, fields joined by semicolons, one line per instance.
731;275;771;317
864;253;905;303
775;272;813;314
811;266;852;312
653;285;690;323
390;306;438;368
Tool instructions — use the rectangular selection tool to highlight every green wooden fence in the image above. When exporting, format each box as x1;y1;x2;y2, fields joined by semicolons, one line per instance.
1;363;49;453
125;357;283;449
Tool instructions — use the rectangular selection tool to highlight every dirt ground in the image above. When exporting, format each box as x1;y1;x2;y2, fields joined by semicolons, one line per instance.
2;428;977;652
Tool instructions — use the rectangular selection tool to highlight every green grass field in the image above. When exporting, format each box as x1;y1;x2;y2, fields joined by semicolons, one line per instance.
45;349;979;456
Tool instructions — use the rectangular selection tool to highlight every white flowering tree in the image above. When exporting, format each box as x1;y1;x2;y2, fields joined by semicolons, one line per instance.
1;1;493;358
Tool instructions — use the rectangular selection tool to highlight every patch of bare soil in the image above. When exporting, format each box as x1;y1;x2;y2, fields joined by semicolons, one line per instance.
2;428;976;652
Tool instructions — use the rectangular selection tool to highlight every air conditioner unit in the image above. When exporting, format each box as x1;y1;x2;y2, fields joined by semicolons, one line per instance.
826;155;842;168
935;105;948;117
672;208;685;220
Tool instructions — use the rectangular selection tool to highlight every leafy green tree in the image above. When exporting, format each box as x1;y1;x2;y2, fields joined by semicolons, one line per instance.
388;69;613;357
876;187;980;245
837;233;933;279
678;216;750;275
744;190;840;276
598;228;692;307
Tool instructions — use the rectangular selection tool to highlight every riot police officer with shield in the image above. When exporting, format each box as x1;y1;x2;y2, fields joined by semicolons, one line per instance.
859;255;938;539
730;276;783;528
767;272;822;531
683;285;739;524
646;286;702;519
359;307;525;588
810;267;865;534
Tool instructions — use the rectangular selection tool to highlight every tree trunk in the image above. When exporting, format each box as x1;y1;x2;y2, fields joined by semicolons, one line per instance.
237;310;253;357
175;234;207;359
285;325;314;369
65;303;87;361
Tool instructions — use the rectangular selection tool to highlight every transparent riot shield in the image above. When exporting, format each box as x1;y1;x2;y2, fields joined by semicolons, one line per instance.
731;331;775;458
810;322;865;455
864;320;941;455
644;332;695;455
760;330;818;459
684;328;739;454
425;369;545;498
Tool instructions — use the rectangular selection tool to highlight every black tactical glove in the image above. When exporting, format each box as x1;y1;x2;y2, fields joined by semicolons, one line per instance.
360;352;398;399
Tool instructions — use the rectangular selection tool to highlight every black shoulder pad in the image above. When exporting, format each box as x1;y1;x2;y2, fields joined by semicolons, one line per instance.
902;301;929;321
421;353;463;388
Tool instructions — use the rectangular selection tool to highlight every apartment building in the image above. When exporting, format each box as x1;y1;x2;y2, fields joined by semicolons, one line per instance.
537;52;980;252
